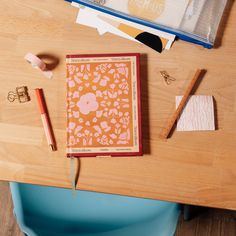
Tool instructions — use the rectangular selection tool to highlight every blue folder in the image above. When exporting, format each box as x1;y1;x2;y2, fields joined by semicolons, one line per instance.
65;0;216;48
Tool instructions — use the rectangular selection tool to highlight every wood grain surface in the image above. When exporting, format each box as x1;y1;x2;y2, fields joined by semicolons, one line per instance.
0;0;236;210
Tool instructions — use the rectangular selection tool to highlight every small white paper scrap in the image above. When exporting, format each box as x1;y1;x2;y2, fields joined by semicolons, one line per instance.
176;95;215;131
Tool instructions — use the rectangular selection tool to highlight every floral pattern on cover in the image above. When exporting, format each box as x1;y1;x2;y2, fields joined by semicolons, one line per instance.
66;61;134;149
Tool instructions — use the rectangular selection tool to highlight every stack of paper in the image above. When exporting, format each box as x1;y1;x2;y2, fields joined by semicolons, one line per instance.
70;2;176;53
90;0;206;32
66;0;226;49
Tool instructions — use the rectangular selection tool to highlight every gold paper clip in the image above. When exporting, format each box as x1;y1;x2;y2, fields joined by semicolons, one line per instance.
7;86;30;103
160;71;176;85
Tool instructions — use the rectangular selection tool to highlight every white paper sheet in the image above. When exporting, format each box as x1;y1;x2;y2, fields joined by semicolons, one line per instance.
72;2;176;50
75;7;136;42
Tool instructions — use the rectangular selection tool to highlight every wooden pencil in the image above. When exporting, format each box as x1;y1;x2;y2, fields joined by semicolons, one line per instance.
159;69;203;139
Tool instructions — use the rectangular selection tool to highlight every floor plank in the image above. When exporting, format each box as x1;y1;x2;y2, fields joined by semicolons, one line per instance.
0;181;23;236
176;207;236;236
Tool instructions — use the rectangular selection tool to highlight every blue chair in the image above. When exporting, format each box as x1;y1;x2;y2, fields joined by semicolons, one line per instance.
10;182;180;236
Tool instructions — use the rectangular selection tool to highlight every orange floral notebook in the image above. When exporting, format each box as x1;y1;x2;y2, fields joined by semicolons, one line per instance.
66;53;142;157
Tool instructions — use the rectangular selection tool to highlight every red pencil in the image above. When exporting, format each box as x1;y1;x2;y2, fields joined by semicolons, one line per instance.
35;88;56;151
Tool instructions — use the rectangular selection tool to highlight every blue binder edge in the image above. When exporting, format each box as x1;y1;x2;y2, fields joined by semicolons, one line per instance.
66;0;213;49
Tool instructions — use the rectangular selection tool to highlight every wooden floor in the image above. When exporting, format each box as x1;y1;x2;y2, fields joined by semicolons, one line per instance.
0;181;236;236
176;208;236;236
0;182;23;236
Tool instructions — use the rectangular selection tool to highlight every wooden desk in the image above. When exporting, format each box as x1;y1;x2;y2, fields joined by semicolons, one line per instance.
1;0;236;210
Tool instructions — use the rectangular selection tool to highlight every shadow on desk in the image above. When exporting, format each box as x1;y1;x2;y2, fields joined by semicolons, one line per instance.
140;54;150;155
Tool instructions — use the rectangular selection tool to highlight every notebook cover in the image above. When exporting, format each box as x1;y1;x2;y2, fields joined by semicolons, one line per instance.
66;53;142;157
